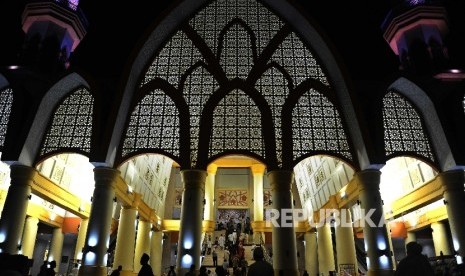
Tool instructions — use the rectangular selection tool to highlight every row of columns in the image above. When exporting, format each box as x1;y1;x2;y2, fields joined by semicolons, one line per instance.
1;165;465;276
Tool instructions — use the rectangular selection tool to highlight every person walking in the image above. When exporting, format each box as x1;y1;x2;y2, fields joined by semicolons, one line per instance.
395;242;434;276
212;247;218;267
247;247;273;276
138;253;154;276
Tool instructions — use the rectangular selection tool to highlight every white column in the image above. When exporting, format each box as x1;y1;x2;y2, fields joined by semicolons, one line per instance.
317;223;335;274
49;227;64;271
304;232;318;276
439;170;465;262
74;218;89;261
176;170;206;275
0;165;36;254
335;209;358;275
79;167;118;276
252;164;266;244
113;205;137;275
431;222;452;256
405;231;416;245
356;170;394;276
205;164;217;223
150;230;163;276
134;219;151;272
21;216;39;258
269;170;299;276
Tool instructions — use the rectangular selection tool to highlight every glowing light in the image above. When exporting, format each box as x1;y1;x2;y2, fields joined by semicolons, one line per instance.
454;240;460;251
380;255;390;267
103;253;108;264
457;255;463;265
8;65;19;70
85;252;96;264
0;233;5;243
449;69;461;74
181;254;193;267
77;252;83;260
128;186;133;193
184;239;193;249
88;235;97;247
377;239;387;251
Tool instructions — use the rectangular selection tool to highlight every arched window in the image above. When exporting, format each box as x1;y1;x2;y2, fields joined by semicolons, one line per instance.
122;89;180;158
40;87;94;156
0;88;13;150
135;0;353;168
382;91;434;162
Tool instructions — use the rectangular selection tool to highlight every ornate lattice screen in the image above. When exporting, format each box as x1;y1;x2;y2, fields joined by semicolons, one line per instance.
40;88;93;156
0;88;13;149
135;0;351;167
122;89;180;157
292;89;352;161
383;91;434;161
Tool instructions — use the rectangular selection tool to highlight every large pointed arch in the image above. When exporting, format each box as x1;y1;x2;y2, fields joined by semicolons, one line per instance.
108;0;369;170
387;77;455;171
19;73;93;166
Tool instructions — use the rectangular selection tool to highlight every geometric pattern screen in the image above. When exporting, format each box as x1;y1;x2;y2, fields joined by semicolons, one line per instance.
135;0;352;167
382;91;434;162
122;89;180;158
0;88;13;149
292;89;352;161
41;88;94;156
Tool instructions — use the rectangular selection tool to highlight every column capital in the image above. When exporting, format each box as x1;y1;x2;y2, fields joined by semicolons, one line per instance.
250;164;266;175
123;192;142;209
93;167;120;188
10;164;37;185
355;169;381;192
267;170;294;191
438;169;464;192
181;169;207;190
207;164;218;174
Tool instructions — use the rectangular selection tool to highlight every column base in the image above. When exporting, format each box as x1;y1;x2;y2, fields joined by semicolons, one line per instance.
367;269;394;276
273;268;299;276
78;265;108;276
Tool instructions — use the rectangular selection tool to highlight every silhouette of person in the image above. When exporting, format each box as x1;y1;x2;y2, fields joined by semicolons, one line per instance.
247;247;273;276
110;265;122;276
167;265;176;276
138;253;154;276
395;241;434;276
37;261;48;276
302;270;309;276
46;260;56;276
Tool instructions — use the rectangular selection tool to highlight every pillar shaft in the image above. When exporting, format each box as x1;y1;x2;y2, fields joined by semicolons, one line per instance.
113;207;137;273
21;216;39;258
431;222;452;256
405;231;416;245
205;164;217;223
79;167;118;276
134;220;151;272
0;165;36;254
335;209;358;275
252;164;265;244
317;223;335;274
49;227;64;271
356;170;394;276
74;219;89;261
268;170;298;276
439;170;465;262
150;231;163;276
304;232;318;276
176;170;206;275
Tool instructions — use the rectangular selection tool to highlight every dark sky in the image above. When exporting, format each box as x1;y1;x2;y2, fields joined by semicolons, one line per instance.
1;0;464;84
